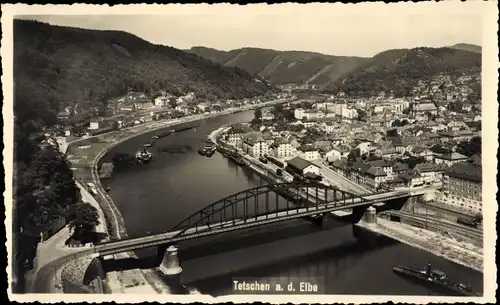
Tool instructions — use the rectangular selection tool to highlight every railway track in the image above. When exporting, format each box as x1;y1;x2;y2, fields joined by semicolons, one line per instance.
381;210;483;241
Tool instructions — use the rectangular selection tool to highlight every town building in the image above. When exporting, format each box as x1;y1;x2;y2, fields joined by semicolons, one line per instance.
285;156;320;176
331;160;390;191
242;134;269;157
439;161;482;213
398;170;425;187
434;152;469;167
89;120;100;130
57;111;70;121
410;101;438;116
271;137;295;159
227;124;252;148
325;146;350;162
298;144;321;161
413;163;448;184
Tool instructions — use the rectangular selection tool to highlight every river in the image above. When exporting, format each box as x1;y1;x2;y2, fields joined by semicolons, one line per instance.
103;110;483;296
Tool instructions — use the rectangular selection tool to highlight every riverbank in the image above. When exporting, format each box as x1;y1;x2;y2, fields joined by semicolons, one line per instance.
356;219;483;273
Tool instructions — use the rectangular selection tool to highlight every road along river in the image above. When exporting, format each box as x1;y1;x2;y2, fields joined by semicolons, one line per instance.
104;110;483;296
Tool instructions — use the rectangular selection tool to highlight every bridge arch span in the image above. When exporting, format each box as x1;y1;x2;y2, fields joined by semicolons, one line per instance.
166;182;366;241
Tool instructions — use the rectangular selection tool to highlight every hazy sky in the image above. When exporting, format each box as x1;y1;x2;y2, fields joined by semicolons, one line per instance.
17;4;483;57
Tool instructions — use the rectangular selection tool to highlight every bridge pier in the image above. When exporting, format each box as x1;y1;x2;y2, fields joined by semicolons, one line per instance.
353;206;380;247
312;213;324;228
159;245;182;275
363;206;377;225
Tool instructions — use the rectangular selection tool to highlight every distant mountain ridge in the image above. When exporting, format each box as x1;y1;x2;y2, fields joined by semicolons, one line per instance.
185;46;370;86
14;20;274;127
448;43;482;53
186;44;481;93
327;46;481;97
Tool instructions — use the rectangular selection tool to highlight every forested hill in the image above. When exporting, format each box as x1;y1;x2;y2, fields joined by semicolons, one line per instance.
186;46;369;86
14;20;273;127
326;47;481;97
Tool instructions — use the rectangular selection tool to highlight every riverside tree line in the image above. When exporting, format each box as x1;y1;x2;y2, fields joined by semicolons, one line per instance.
14;123;101;271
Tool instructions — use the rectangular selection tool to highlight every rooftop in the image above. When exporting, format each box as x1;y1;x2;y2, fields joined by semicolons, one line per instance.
368;160;393;168
444;161;482;183
287;156;316;172
414;163;448;173
399;170;421;181
230;123;253;134
271;137;290;147
435;152;469;161
299;144;318;152
413;103;438;111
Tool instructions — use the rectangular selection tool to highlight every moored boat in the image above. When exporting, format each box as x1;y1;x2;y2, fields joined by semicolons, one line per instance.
136;147;153;164
199;145;216;157
198;148;207;156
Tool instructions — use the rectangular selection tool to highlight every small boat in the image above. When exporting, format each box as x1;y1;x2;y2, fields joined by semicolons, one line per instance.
198;148;207;156
199;145;216;157
205;147;216;157
235;158;246;166
136;147;153;164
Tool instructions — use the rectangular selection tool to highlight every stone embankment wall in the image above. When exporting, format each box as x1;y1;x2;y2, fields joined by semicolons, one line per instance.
61;256;110;293
60;256;94;293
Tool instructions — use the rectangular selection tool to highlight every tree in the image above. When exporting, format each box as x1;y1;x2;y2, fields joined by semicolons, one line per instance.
67;202;100;235
282;108;296;122
347;148;361;165
271;104;284;117
301;101;313;109
254;108;262;120
456;136;481;157
387;129;399;137
447;101;465;113
168;99;177;108
392;119;409;127
357;110;368;121
429;144;451;155
391;119;402;127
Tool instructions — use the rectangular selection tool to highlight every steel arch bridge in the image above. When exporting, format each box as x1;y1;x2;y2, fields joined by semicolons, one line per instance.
94;182;383;256
166;182;364;240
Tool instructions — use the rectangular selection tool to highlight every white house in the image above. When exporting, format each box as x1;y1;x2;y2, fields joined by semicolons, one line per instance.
242;134;270;157
154;97;168;107
298;144;321;161
356;142;372;155
271;137;295;159
325;146;350;162
89;120;100;130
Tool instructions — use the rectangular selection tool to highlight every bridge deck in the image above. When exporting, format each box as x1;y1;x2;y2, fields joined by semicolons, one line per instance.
94;186;431;256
